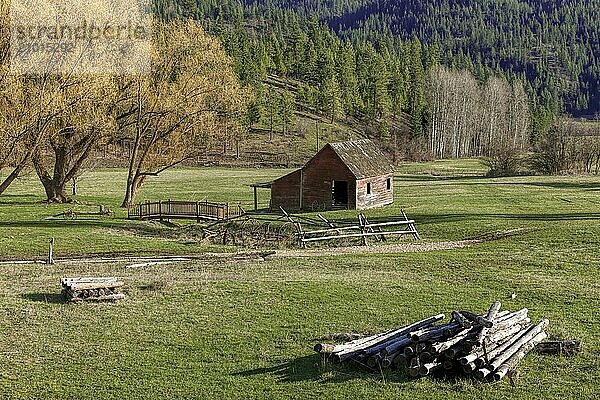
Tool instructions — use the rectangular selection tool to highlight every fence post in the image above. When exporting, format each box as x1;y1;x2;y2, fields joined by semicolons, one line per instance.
168;199;172;222
359;214;368;246
196;201;200;223
159;200;162;221
47;238;54;265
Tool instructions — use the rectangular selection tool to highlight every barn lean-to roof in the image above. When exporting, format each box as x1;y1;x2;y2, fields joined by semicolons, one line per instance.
327;139;394;179
269;139;393;185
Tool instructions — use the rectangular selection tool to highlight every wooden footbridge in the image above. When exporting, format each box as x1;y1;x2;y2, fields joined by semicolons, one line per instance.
128;200;245;222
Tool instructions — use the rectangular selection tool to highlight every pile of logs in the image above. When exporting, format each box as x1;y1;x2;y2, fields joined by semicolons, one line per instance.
314;302;550;382
61;277;125;302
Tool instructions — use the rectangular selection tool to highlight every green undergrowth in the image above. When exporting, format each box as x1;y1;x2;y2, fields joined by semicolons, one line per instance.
2;161;600;258
0;159;599;398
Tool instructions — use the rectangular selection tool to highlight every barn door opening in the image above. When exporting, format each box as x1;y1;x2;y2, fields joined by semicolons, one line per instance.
332;180;348;207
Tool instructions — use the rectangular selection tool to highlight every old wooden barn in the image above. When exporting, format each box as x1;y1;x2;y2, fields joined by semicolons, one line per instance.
266;139;394;211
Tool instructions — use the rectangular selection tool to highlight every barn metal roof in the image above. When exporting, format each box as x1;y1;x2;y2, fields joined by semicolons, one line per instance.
327;139;394;179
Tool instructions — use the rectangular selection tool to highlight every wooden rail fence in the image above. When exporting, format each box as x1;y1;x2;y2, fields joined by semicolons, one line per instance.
128;200;245;222
279;208;420;246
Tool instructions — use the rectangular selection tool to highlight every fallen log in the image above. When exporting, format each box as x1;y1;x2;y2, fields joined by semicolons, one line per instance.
488;323;528;344
410;322;461;343
473;331;528;368
431;327;476;354
493;331;548;381
392;354;407;369
476;301;502;344
462;361;477;374
491;309;529;331
475;319;549;379
382;337;413;356
460;310;493;328
419;361;442;376
488;319;549;371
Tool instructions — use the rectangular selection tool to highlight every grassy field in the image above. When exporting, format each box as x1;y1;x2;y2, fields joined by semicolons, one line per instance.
0;160;599;399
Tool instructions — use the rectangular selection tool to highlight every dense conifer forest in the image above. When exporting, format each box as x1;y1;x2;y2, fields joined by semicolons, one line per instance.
152;0;599;163
255;0;599;117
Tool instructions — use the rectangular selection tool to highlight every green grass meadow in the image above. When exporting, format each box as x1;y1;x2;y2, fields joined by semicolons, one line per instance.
0;161;599;399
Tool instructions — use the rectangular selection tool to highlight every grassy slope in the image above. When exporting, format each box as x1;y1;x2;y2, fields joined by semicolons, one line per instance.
0;161;599;399
0;167;287;258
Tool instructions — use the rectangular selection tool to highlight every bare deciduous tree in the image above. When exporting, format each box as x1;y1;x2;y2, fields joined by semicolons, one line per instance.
0;3;118;200
427;66;529;171
118;21;248;207
31;76;117;202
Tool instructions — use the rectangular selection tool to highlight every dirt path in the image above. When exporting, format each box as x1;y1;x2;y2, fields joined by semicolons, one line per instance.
275;228;526;258
275;240;478;258
0;229;527;265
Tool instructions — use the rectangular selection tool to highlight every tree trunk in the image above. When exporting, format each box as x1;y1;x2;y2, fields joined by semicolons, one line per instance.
121;174;145;208
121;173;136;208
41;180;70;203
0;163;26;195
32;146;76;203
0;145;37;195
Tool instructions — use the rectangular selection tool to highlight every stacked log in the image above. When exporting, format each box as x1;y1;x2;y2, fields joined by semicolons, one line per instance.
61;277;125;302
314;302;550;382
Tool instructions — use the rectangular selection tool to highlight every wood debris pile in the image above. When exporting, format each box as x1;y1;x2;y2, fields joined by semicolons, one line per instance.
315;302;550;382
61;277;125;302
201;218;299;248
534;340;580;356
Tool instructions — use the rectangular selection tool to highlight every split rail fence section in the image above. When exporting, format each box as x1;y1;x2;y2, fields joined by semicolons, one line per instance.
280;208;420;246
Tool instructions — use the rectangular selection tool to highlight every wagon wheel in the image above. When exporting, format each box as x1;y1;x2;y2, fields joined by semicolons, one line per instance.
278;222;299;246
240;218;259;236
239;217;257;230
238;218;260;245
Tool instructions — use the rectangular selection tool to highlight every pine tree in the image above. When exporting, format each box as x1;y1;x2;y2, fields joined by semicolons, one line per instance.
320;76;343;123
279;92;296;135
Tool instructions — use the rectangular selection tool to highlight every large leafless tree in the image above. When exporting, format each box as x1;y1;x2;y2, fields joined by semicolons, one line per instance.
118;21;248;207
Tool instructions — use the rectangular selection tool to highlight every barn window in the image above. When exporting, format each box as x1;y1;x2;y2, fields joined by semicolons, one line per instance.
387;178;392;191
366;182;372;195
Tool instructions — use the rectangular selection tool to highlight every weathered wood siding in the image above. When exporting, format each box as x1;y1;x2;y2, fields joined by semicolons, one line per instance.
355;173;394;210
270;142;394;211
270;169;301;210
301;146;356;210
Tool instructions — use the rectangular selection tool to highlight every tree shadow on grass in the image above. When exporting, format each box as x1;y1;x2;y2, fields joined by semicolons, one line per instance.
0;219;174;236
233;354;412;384
412;212;600;225
397;175;487;183
20;293;65;304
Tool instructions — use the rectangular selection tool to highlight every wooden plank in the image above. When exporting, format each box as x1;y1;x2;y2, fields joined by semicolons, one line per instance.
68;282;124;291
301;230;418;242
70;293;126;302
